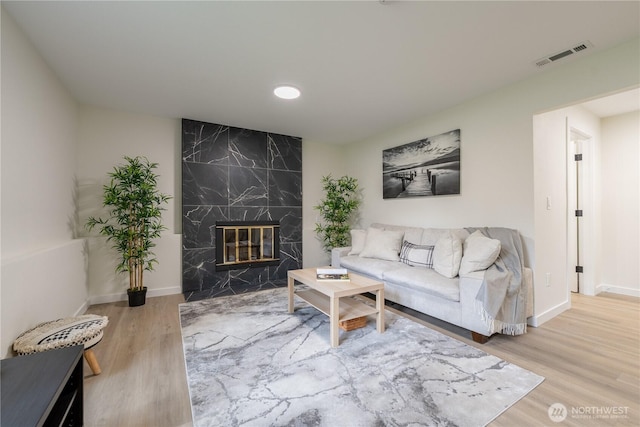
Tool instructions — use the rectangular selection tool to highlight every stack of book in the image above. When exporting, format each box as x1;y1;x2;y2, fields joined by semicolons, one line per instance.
316;268;350;281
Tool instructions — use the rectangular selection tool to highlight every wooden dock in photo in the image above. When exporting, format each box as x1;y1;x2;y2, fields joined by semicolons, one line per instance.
392;169;436;197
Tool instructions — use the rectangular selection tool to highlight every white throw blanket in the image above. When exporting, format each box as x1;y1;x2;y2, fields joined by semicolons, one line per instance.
467;227;528;335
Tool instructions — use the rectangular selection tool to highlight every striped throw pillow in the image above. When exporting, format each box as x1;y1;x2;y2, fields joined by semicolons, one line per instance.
399;241;435;268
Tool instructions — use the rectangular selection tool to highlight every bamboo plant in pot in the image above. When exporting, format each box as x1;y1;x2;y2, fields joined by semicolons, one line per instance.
86;156;171;307
314;175;361;253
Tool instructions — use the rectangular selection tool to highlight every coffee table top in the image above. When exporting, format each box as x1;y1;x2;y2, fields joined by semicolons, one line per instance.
288;267;383;298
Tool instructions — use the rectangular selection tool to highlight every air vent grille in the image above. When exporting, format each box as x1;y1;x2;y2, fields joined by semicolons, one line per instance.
534;41;594;68
548;50;573;62
573;43;588;52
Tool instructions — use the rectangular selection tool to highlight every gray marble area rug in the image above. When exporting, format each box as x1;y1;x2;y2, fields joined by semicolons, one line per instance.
180;288;543;427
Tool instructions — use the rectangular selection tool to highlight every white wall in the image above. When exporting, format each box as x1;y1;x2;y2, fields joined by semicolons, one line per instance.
1;9;87;357
301;141;348;268
600;111;640;296
343;37;640;326
76;106;182;304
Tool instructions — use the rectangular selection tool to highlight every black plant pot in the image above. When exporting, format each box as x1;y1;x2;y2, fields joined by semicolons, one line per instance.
127;287;147;307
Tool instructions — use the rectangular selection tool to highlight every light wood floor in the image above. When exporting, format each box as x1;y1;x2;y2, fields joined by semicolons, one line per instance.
84;294;192;427
84;292;639;426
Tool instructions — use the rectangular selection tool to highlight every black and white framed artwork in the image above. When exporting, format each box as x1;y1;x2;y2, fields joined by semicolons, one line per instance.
382;129;460;199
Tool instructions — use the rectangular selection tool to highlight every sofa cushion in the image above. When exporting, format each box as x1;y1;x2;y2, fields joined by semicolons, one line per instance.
433;231;463;278
371;223;423;244
339;255;400;280
459;230;501;274
348;229;367;255
399;241;435;268
359;227;404;261
419;228;449;246
383;267;460;302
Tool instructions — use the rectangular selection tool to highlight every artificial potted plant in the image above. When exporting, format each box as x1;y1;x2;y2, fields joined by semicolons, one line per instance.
86;156;171;307
314;175;361;253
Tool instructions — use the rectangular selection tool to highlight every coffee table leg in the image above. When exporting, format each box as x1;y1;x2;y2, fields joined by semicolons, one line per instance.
330;296;339;347
376;288;385;333
288;275;295;313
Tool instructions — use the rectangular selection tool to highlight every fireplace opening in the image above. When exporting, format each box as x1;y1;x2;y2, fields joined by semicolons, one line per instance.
215;221;280;271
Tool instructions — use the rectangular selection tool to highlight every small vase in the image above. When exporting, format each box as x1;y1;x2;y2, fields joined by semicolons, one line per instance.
127;287;148;307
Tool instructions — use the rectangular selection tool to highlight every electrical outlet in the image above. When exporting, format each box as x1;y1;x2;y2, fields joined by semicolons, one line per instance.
545;273;551;287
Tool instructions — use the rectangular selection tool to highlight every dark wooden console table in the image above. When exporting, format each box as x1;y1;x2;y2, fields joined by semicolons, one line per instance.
1;345;83;426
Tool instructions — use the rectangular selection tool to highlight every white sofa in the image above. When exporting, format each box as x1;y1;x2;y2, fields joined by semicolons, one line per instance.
331;223;533;343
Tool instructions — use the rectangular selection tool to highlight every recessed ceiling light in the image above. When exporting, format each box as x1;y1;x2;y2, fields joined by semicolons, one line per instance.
274;85;301;100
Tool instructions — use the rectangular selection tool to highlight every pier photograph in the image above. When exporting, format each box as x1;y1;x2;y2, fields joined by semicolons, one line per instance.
382;129;460;199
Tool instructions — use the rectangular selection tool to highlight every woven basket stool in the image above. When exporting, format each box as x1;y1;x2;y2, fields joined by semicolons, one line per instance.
13;314;108;375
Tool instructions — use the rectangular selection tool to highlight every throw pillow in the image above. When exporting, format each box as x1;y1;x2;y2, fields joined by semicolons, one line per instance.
359;227;404;261
348;229;367;255
459;230;502;274
433;231;463;278
399;241;435;268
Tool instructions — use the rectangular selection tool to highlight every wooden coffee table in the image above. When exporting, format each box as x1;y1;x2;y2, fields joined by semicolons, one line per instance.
287;267;385;347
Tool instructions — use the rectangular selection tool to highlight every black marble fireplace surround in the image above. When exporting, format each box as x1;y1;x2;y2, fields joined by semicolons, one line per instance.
182;119;302;301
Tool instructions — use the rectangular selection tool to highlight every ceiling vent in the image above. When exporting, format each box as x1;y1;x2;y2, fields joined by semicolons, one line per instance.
535;41;594;68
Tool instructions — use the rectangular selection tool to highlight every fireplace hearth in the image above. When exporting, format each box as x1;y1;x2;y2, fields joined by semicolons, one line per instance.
215;221;280;271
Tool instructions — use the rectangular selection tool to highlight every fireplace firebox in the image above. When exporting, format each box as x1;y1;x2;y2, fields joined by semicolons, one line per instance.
215;221;280;271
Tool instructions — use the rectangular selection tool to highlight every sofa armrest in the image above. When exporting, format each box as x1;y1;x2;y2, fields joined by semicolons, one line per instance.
459;267;534;322
331;247;351;267
458;273;489;334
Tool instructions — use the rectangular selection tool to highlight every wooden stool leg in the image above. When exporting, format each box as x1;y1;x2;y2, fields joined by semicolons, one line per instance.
84;349;101;375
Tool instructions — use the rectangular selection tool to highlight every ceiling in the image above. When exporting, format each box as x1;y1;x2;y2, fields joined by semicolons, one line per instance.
3;1;639;144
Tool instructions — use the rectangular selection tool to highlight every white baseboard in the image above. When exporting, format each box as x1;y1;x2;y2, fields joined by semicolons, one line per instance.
528;299;571;327
75;300;90;316
596;283;640;298
88;286;183;306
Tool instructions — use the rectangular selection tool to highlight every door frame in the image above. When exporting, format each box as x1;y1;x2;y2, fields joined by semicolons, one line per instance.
567;123;596;296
